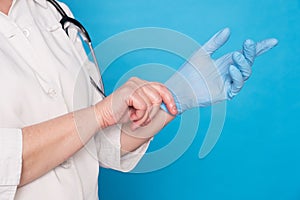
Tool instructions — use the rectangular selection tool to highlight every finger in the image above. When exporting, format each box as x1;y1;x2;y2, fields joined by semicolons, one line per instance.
242;39;256;65
151;83;178;115
141;84;163;119
130;106;151;130
130;111;149;130
232;52;252;81
138;87;153;109
256;38;278;57
128;92;147;121
134;90;152;124
132;84;158;127
131;80;161;120
228;65;244;99
141;84;162;106
128;78;162;128
129;78;159;106
126;78;149;120
130;107;147;123
202;28;231;55
141;117;152;127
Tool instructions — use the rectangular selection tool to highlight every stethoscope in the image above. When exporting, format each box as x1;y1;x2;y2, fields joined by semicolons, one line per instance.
46;0;106;98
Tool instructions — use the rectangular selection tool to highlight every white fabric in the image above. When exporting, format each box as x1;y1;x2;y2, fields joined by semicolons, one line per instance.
0;129;22;200
0;0;150;199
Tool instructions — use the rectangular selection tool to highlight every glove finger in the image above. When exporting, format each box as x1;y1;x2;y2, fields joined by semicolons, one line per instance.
242;39;256;66
228;65;244;99
256;38;278;57
233;52;252;81
202;28;231;55
214;51;237;77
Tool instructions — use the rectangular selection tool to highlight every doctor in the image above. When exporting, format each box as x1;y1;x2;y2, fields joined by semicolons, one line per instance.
0;0;179;199
0;0;277;199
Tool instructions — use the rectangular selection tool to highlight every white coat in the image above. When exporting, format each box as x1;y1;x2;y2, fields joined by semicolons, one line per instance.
0;0;149;199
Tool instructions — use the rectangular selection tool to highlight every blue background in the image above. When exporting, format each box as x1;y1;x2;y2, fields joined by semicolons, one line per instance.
62;0;300;199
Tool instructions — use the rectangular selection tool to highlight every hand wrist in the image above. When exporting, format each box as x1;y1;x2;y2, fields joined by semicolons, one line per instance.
93;101;110;130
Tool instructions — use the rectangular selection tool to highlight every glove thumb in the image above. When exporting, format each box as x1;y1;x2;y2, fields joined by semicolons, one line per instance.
202;28;231;55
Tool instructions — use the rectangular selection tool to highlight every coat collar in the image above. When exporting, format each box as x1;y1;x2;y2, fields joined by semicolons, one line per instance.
33;0;48;9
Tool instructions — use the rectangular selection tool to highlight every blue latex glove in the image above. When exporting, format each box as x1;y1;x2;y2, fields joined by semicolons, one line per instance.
161;28;278;114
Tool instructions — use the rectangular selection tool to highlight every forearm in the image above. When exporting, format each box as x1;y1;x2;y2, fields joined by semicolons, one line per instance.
120;109;175;155
19;77;177;185
20;106;101;187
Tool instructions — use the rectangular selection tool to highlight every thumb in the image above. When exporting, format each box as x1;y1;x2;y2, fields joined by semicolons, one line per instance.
202;28;231;55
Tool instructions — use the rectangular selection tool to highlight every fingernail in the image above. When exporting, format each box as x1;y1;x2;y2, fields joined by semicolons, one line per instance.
173;105;177;111
172;106;178;115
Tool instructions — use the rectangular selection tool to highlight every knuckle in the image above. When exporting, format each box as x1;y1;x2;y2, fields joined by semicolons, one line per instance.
154;83;165;92
127;78;138;87
247;67;252;76
124;80;134;89
152;95;162;104
243;64;252;77
129;77;144;84
129;77;138;82
122;84;134;95
140;102;148;110
119;86;130;97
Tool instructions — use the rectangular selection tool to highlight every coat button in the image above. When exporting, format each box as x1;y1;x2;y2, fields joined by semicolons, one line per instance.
22;28;30;37
47;88;57;98
60;160;72;169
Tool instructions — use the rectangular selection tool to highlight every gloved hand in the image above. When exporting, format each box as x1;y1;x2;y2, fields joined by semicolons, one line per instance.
161;28;278;114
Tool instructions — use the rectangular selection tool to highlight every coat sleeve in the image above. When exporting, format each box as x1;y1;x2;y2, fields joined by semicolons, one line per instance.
0;128;23;200
57;2;151;172
94;125;151;172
